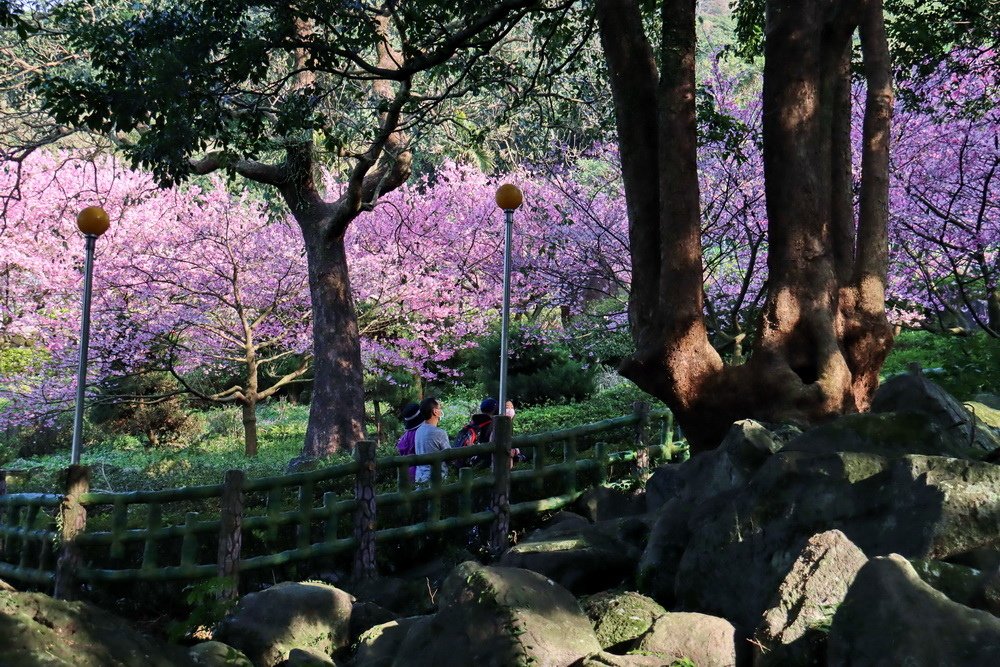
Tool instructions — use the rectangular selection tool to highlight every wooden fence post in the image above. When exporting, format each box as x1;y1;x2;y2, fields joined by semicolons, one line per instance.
353;440;377;581
54;464;89;600
633;401;651;472
488;416;512;558
0;469;6;496
217;469;245;600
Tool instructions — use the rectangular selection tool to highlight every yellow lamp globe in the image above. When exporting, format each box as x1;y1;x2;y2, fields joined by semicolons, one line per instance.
495;183;523;210
77;206;110;236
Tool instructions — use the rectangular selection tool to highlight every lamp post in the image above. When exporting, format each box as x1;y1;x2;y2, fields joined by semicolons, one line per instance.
71;206;110;465
494;184;523;414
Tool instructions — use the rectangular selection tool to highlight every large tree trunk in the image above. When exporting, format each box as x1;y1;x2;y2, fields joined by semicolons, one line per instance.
299;226;367;456
597;0;894;450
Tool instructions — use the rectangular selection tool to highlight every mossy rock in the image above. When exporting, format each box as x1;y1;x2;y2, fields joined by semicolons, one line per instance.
214;581;352;667
782;411;984;460
581;591;666;650
965;401;1000;430
394;561;601;667
0;590;196;666
188;641;253;666
909;559;983;607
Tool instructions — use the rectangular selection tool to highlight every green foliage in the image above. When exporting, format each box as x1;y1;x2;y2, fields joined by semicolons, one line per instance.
0;413;74;461
475;325;597;406
0;345;46;377
166;577;238;643
90;372;201;448
882;330;1000;400
509;382;665;435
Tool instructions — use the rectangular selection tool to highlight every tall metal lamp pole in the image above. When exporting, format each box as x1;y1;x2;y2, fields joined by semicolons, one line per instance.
494;184;523;413
71;206;110;465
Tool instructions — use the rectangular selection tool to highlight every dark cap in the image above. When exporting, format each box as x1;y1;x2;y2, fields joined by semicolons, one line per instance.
401;402;423;430
480;397;499;415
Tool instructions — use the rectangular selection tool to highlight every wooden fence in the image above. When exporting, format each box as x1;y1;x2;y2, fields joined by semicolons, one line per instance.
0;405;682;599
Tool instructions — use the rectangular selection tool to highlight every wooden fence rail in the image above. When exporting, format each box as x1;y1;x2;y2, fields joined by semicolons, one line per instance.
0;405;683;599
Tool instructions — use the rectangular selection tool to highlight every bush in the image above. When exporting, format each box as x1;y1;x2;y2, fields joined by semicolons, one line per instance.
882;330;1000;400
475;324;597;406
90;372;201;447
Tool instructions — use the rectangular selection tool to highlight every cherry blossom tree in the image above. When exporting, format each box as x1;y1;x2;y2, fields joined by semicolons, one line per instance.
0;153;312;457
887;64;999;336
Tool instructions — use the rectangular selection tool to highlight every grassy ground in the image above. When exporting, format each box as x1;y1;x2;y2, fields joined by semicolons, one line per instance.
3;382;666;494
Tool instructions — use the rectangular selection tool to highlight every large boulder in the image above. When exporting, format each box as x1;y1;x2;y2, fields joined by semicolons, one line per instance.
214;581;353;667
645;419;788;513
580;590;666;650
189;641;253;666
576;652;668;666
394;561;601;667
674;451;1000;634
636;498;694;606
0;590;196;666
498;519;639;594
781;411;988;460
351;616;424;667
631;612;739;667
752;529;868;667
572;486;646;523
872;372;1000;455
910;559;984;607
827;554;1000;665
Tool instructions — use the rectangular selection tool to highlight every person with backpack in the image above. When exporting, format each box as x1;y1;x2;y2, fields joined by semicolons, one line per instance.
395;402;423;482
451;398;499;469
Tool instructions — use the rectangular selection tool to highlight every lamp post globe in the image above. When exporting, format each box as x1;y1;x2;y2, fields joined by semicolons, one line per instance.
76;206;110;236
495;183;523;211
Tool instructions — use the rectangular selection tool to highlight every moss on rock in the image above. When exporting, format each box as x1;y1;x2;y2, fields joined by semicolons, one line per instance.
581;590;666;650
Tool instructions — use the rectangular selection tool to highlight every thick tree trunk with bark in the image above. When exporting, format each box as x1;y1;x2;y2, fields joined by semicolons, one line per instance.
597;0;894;450
299;225;368;456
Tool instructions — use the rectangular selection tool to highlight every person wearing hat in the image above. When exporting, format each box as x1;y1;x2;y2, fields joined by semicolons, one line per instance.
396;401;422;482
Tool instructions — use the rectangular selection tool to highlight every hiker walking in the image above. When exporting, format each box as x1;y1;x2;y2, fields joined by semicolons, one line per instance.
451;397;499;469
414;396;450;486
395;402;423;482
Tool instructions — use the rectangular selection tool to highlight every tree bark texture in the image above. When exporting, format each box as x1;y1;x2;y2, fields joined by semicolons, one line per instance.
54;465;89;600
596;0;894;450
300;228;368;457
217;469;245;600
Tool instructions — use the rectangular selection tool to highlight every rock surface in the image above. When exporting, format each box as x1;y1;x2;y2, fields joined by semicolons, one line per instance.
672;450;1000;633
394;561;601;667
872;372;1000;454
752;529;868;667
498;519;639;594
0;590;196;666
827;554;1000;666
581;590;666;650
189;641;253;666
631;611;738;666
352;616;423;667
214;581;352;667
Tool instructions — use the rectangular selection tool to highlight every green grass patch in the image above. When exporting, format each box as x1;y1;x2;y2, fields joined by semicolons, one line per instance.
882;330;1000;400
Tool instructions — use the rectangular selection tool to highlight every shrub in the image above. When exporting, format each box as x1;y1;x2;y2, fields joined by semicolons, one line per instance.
882;330;1000;400
475;324;597;406
90;372;201;447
